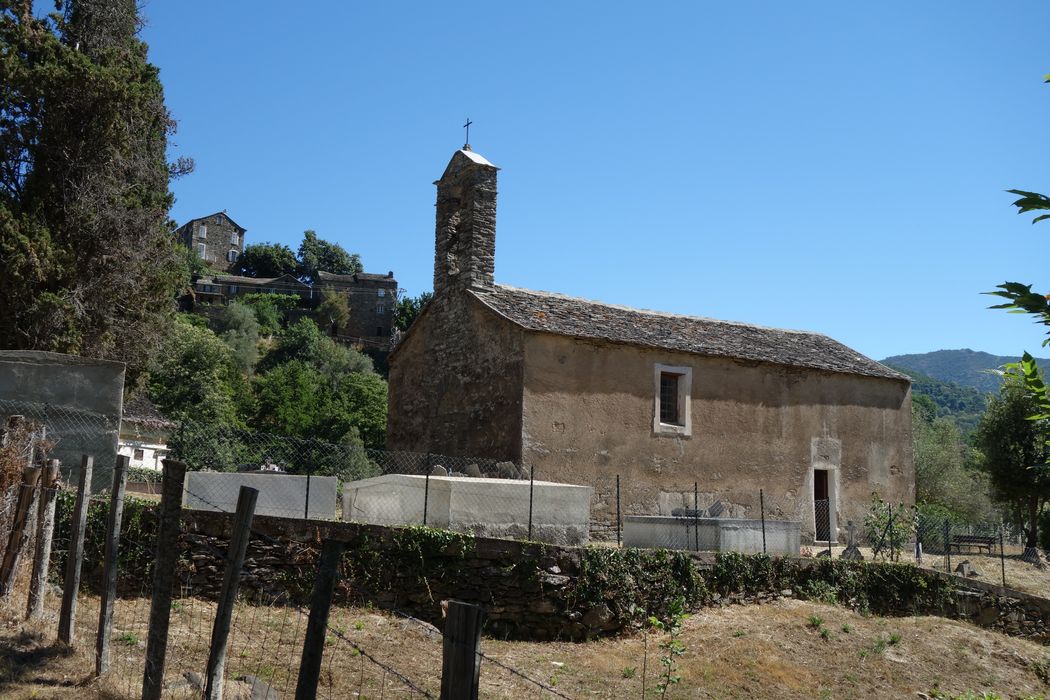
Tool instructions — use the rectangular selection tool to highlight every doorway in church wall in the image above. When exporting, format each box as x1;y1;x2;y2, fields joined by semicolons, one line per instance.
814;469;831;542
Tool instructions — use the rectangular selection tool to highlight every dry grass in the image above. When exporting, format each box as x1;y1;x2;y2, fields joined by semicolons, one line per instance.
0;588;1049;699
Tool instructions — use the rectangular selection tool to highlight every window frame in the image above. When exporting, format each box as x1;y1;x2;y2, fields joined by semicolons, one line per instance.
652;363;692;437
197;243;206;258
198;223;208;239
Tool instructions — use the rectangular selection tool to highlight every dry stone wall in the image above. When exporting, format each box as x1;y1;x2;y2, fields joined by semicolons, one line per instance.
55;502;1050;644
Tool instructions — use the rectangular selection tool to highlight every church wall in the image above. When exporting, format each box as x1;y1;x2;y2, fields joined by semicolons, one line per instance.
386;291;526;462
520;333;913;543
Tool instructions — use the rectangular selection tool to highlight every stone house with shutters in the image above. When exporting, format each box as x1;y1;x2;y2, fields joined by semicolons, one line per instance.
385;147;914;543
316;270;398;342
176;211;246;272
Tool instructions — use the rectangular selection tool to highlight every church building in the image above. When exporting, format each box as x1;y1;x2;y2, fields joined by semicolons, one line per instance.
386;147;913;542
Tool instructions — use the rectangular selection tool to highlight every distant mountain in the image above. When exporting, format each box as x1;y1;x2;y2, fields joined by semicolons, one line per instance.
880;349;1050;394
884;366;989;435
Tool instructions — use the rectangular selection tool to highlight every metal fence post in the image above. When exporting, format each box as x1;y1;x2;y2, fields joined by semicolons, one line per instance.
204;485;259;700
142;459;188;700
827;503;833;559
295;539;345;700
615;474;621;547
1000;527;1007;588
760;489;767;555
58;455;93;645
304;473;311;519
423;471;430;526
944;519;951;573
27;460;60;619
440;600;484;700
693;482;699;552
95;454;130;677
527;465;535;541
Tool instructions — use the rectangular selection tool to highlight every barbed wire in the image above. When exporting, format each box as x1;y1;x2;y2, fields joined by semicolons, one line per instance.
180;482;436;697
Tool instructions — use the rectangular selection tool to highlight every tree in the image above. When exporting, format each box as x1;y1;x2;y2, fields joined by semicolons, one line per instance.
394;291;432;332
297;229;361;283
912;407;994;522
238;292;300;336
257;317;372;376
146;316;244;426
215;302;260;373
974;376;1050;561
316;286;350;335
0;0;189;374
236;242;298;278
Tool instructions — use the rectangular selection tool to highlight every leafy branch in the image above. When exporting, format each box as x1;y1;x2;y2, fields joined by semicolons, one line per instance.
648;596;688;698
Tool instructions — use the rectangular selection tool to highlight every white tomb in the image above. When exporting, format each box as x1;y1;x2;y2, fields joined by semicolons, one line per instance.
623;515;801;556
183;471;338;520
342;474;592;545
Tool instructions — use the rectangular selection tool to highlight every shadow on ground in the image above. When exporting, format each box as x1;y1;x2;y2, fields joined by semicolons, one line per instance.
0;628;85;692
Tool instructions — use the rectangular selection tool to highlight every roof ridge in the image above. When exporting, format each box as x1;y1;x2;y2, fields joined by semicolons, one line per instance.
486;284;828;338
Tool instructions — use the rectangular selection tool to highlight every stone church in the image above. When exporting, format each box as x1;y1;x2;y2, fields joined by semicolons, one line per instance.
386;147;913;542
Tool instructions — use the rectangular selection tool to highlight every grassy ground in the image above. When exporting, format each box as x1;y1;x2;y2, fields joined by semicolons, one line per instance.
1;590;1050;699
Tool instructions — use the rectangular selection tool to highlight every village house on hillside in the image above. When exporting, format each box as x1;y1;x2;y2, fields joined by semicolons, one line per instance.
177;212;398;346
385;147;914;543
175;211;245;271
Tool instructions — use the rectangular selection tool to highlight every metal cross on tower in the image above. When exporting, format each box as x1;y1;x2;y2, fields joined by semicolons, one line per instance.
463;118;473;148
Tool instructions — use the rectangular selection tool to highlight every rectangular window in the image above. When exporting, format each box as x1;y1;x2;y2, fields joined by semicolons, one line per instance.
198;223;207;239
376;303;385;314
133;448;144;461
659;373;680;424
197;243;206;258
230;232;238;245
377;289;386;298
229;285;238;295
227;249;238;263
215;215;222;225
653;363;692;437
376;326;384;336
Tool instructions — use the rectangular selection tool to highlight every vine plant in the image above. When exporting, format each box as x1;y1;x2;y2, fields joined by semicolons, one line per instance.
648;596;688;698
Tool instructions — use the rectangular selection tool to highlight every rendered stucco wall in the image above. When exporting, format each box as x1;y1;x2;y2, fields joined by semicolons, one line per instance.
520;333;913;543
0;350;125;489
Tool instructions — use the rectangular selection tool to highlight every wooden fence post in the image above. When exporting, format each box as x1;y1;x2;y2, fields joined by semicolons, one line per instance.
142;459;188;700
95;454;129;677
295;538;345;700
0;467;42;597
58;455;93;645
440;600;484;700
26;460;61;619
204;485;259;700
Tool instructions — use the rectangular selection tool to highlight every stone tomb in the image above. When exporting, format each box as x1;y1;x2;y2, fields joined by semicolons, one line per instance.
623;515;801;556
342;474;592;545
183;471;338;520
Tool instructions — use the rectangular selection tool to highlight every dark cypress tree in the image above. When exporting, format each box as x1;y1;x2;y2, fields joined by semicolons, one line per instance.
0;0;190;372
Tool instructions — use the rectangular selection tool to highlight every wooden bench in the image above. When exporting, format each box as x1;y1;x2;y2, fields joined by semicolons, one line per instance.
949;534;994;554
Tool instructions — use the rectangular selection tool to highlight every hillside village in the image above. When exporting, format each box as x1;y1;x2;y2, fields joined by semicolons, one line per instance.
3;2;1050;699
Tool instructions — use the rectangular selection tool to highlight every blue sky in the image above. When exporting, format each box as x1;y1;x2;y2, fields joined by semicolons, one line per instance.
140;1;1050;361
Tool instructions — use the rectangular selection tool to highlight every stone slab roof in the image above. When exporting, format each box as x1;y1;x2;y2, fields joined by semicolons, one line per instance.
317;271;396;284
470;285;907;381
122;395;176;429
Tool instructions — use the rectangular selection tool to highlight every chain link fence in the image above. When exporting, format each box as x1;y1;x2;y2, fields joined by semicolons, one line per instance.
0;398;118;491
0;404;1039;590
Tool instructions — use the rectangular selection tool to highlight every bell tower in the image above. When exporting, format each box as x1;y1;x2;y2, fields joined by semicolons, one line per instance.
433;147;499;294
